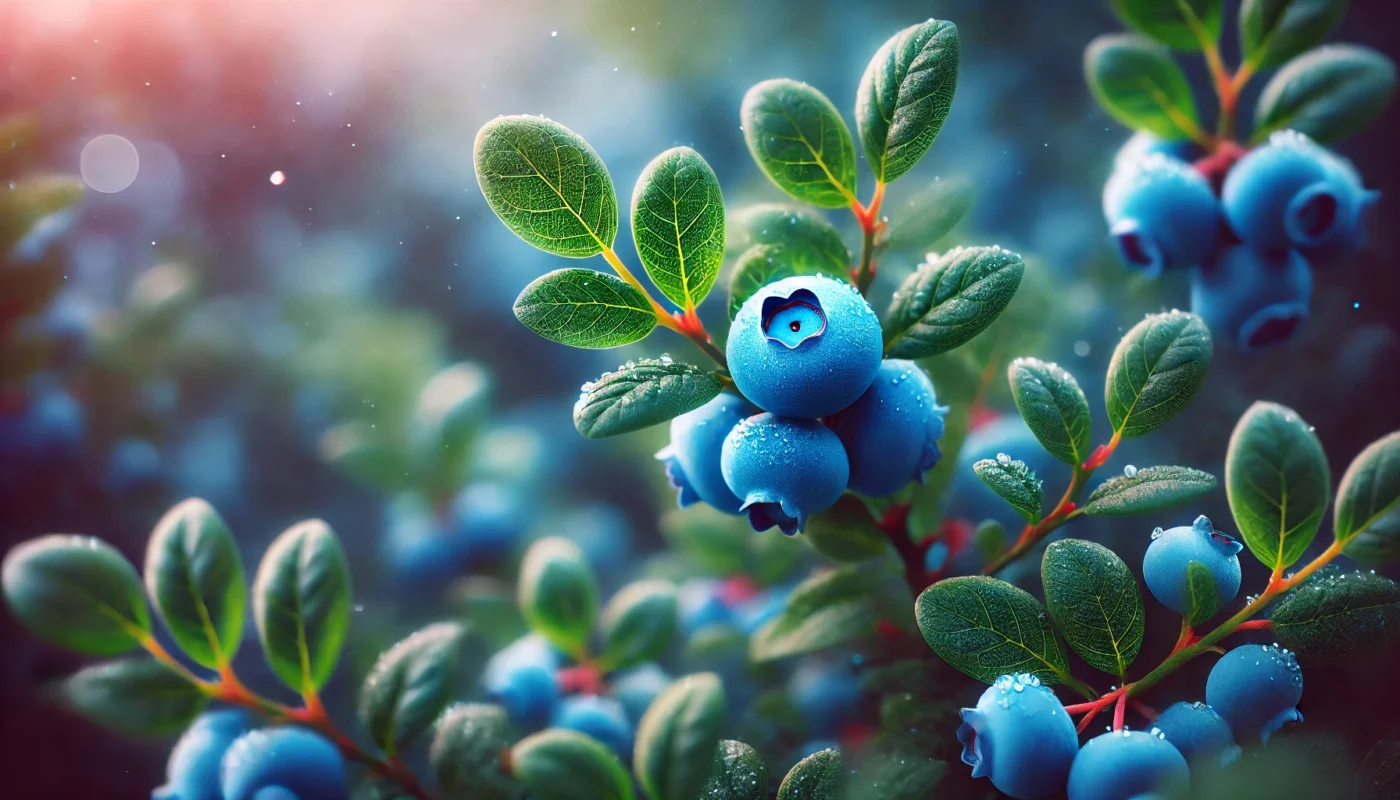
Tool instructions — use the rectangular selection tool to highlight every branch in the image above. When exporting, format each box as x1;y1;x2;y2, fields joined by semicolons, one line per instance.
851;182;886;294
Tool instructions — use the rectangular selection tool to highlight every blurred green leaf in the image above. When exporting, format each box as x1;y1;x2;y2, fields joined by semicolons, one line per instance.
573;359;722;439
1042;539;1144;677
973;457;1043;524
518;537;598;656
728;204;849;266
1253;44;1396;143
1272;568;1400;663
55;658;206;737
634;672;727;800
804;496;888;562
632;147;725;310
727;244;830;322
741;79;858;208
2;535;150;656
599;580;679;671
1082;466;1218;517
319;422;411;492
1085;33;1202;139
915;576;1069;684
513;268;657;349
750;565;880;663
430;703;524;800
1240;0;1347;68
974;520;1007;562
1105;311;1213;439
0;174;84;254
252;519;352;694
144;498;245;669
884;176;974;255
856;19;960;183
842;746;944;800
1186;561;1221;626
512;729;634;800
1110;0;1223;50
778;748;842;800
359;621;467;755
1008;357;1091;467
411;362;491;487
1227;402;1329;571
883;246;1024;359
1337;431;1400;566
701;740;768;800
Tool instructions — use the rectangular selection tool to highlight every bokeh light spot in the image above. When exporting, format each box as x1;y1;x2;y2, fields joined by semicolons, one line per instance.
79;134;139;193
270;170;286;186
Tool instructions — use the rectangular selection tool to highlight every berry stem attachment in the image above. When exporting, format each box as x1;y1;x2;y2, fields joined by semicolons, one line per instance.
600;245;727;369
851;181;887;295
1112;691;1129;731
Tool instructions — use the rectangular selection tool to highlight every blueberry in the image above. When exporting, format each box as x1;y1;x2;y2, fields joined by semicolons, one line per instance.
382;500;472;589
451;481;530;560
657;393;758;513
20;384;84;461
483;634;563;730
726;275;883;419
827;360;948;497
721;413;849;535
956;673;1078;799
1103;153;1222;276
789;661;861;736
608;663;672;723
219;727;347;800
551;695;634;759
1206;644;1304;745
1190;245;1313;351
1153;701;1241;769
1143;515;1243;616
677;579;734;635
153;709;256;800
1114;132;1202;171
105;437;162;494
944;416;1062;536
1067;730;1189;800
731;584;792;634
1297;148;1380;265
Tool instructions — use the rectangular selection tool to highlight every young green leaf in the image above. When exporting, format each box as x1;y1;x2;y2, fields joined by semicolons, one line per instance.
974;520;1008;562
599;579;679;672
749;564;880;663
474;115;618;257
701;740;768;800
728;204;850;267
632;147;725;310
55;658;207;737
1227;402;1330;571
1105;311;1213;439
2;535;150;656
884;175;974;255
1110;0;1223;51
973;456;1044;524
252;519;352;694
727;243;832;321
915;576;1070;685
144;498;246;669
1185;561;1220;626
803;495;889;562
358;621;468;756
1240;0;1348;69
883;246;1024;359
1253;44;1397;143
1008;358;1092;467
573;359;723;439
1042;539;1144;678
513;268;657;349
1085;34;1202;139
741;79;858;208
518;537;598;656
856;19;960;184
634;672;727;800
318;421;411;492
512;729;635;800
1337;431;1400;566
1272;568;1400;663
777;748;842;800
411;361;492;488
1082;466;1218;517
430;703;524;800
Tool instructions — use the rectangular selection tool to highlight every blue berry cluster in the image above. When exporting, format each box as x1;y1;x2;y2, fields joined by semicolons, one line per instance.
1105;130;1378;351
659;275;948;535
153;710;347;800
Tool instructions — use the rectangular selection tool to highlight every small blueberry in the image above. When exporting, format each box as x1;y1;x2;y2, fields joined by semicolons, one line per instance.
957;673;1078;799
827;359;948;497
1206;644;1304;745
483;634;563;729
1190;245;1313;351
721;413;849;534
1222;130;1369;251
219;727;347;800
551;695;634;759
1153;701;1241;770
153;709;256;800
1103;152;1222;276
1067;729;1190;800
656;393;758;513
608;663;672;723
1143;515;1244;616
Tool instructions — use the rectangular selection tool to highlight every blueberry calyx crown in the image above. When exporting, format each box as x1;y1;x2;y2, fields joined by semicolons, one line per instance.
1193;514;1245;556
760;288;827;349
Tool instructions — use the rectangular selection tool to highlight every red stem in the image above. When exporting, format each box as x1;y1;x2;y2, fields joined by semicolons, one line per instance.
1112;692;1129;731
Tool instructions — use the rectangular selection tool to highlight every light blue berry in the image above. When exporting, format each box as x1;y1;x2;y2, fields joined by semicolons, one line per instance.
219;727;347;800
552;695;634;759
609;663;672;723
1206;644;1304;745
1190;245;1313;351
153;710;256;800
1143;515;1243;616
1103;153;1222;276
656;393;758;513
957;673;1078;799
828;359;948;497
483;634;562;730
1153;701;1241;769
1222;130;1369;251
721;413;849;535
1067;729;1189;800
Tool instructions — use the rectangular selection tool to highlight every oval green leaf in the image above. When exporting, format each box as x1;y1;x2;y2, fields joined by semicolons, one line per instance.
430;703;525;800
1253;44;1397;143
973;456;1044;524
1105;311;1213;439
514;268;657;349
2;535;150;656
412;361;492;482
1227;402;1330;571
728;204;850;267
741;79;858;208
632;147;725;310
777;748;842;800
474;115;617;257
599;579;679;672
1272;568;1400;664
512;729;634;800
1186;560;1220;626
856;18;960;183
885;175;974;255
518;537;598;656
1085;33;1202;139
359;621;468;755
1082;466;1218;517
1042;539;1144;678
1338;431;1400;566
573;359;723;439
701;740;768;800
55;658;207;737
633;672;727;800
319;421;411;492
883;246;1025;359
144;498;246;669
1008;357;1092;467
1110;0;1223;50
727;244;832;322
915;575;1069;685
1240;0;1348;69
749;564;879;663
803;495;889;563
252;519;352;694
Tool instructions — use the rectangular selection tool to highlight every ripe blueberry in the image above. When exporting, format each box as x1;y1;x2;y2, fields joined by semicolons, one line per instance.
483;634;563;729
657;393;758;513
788;660;861;736
609;663;672;723
1103;153;1222;276
1143;515;1243;616
1114;132;1202;171
957;673;1078;799
1190;245;1313;351
105;436;162;494
219;727;347;800
731;583;793;634
1067;729;1189;800
721;413;849;534
552;695;635;759
827;360;948;497
1297;147;1380;265
153;709;256;800
1153;701;1241;769
726;275;883;419
451;481;530;560
1206;644;1304;745
677;578;734;634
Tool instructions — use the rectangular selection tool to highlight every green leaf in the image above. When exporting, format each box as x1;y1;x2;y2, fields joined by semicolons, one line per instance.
632;147;725;310
512;729;635;800
1042;539;1144;677
856;19;960;183
749;564;879;663
318;422;411;492
727;244;831;322
1338;431;1400;566
430;703;525;800
1253;44;1397;143
143;498;246;669
701;740;768;800
842;746;945;800
973;457;1044;524
0;175;85;255
1240;0;1348;68
740;79;858;208
518;537;598;656
411;361;492;488
973;520;1008;562
1110;0;1223;50
1084;34;1202;139
573;359;723;439
883;246;1025;359
1105;311;1213;439
1007;357;1091;467
252;519;352;694
358;621;468;756
599;579;679;672
777;748;842;800
884;176;974;255
1272;568;1400;664
513;268;657;349
1226;402;1330;571
729;204;850;268
804;496;889;562
1082;466;1218;517
634;672;727;800
915;576;1069;685
55;658;207;737
474;115;617;257
2;535;150;656
1186;561;1220;626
